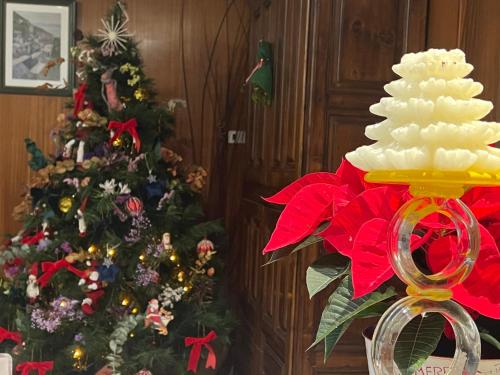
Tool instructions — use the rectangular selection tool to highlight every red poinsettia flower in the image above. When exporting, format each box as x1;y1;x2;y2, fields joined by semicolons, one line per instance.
262;160;368;253
426;225;500;319
263;160;500;319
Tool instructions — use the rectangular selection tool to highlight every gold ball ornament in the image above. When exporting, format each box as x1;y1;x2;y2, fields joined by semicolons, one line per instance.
58;196;73;213
134;88;148;101
175;271;186;283
112;137;123;148
107;248;117;257
183;282;193;293
72;346;85;360
87;244;98;255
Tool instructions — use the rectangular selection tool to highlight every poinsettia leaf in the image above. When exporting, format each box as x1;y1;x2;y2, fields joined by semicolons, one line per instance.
310;276;397;348
306;253;349;299
463;187;500;220
262;246;294;266
320;187;405;257
335;159;368;195
350;218;422;298
480;331;500;351
323;302;390;362
263;173;339;204
324;320;352;362
427;225;500;319
351;218;392;298
263;223;331;266
394;313;445;375
263;184;348;253
292;235;323;255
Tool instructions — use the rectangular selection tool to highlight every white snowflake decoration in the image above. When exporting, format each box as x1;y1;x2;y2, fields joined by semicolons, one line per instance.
158;284;184;309
99;179;117;195
97;2;133;56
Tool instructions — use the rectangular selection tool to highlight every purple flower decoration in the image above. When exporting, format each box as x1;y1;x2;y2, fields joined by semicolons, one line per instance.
36;238;51;252
60;241;73;254
32;296;83;333
74;333;85;343
134;264;159;287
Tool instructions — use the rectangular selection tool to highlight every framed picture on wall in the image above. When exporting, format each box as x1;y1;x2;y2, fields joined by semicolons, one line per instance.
0;0;75;96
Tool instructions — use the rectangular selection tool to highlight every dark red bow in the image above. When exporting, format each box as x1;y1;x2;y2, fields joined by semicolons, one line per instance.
108;118;141;152
73;83;88;117
37;259;85;288
21;231;45;246
184;331;217;373
16;361;53;375
0;326;22;344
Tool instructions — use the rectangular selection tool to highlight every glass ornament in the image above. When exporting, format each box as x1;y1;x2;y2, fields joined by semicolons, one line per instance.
371;194;482;374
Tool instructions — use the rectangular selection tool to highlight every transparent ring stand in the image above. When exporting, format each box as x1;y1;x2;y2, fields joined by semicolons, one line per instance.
371;196;481;374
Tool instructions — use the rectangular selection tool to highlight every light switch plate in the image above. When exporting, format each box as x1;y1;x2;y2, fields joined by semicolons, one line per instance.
228;130;246;144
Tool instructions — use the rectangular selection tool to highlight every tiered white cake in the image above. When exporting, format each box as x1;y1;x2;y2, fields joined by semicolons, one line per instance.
346;49;500;172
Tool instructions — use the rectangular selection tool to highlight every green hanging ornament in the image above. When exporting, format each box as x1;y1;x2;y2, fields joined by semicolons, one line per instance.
25;138;47;171
246;40;273;105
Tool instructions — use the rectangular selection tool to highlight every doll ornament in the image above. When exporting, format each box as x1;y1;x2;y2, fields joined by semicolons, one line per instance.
144;299;174;335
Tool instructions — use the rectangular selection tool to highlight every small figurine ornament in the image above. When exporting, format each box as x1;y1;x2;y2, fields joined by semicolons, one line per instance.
197;239;216;264
197;238;214;254
144;299;172;335
79;265;105;315
26;275;40;302
162;232;173;252
101;69;124;112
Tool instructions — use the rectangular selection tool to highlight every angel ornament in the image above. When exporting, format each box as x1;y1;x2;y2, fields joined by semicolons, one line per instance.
144;299;174;336
26;274;40;302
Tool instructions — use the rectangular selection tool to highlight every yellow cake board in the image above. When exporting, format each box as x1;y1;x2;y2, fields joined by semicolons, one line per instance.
365;170;500;198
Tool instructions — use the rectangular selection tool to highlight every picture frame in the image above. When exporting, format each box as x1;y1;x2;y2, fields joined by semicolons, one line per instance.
0;0;75;96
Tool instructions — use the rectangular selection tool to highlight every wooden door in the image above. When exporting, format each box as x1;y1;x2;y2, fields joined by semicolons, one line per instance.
227;1;428;374
298;1;429;373
226;0;311;374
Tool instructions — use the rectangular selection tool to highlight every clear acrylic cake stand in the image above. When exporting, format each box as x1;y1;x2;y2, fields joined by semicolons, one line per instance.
370;195;482;374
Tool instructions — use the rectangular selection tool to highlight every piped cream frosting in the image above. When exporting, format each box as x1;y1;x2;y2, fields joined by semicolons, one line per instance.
346;49;500;172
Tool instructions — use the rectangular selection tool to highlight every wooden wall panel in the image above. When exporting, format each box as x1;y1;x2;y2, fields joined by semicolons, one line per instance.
0;0;249;236
427;0;500;119
227;0;311;374
295;0;429;374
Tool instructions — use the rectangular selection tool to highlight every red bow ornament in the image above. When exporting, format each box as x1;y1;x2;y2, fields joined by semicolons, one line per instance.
184;331;217;373
108;118;141;152
16;361;53;375
37;259;85;288
21;231;46;246
73;83;89;117
0;327;22;344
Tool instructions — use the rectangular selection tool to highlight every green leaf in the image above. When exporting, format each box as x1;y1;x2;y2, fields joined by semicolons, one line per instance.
323;301;390;362
263;223;329;266
480;331;500;351
310;276;397;349
394;313;445;375
292;234;323;254
306;253;349;298
324;320;353;361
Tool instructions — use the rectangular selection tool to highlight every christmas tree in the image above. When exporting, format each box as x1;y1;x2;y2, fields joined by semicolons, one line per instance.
0;2;233;374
